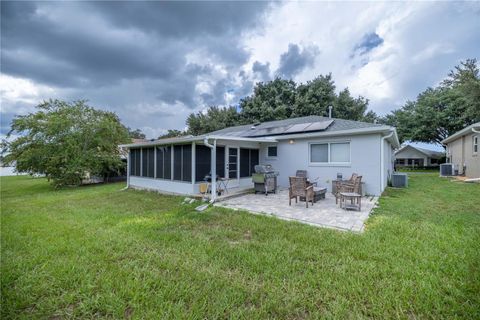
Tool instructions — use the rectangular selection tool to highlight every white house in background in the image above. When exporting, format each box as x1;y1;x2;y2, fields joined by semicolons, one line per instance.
442;122;480;178
119;116;400;199
394;145;444;168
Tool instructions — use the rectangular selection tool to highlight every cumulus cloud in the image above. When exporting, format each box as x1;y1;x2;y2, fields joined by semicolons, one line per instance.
276;44;320;78
252;61;271;82
1;1;479;138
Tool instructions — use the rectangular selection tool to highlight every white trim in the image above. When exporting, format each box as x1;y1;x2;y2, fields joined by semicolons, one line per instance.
154;145;157;178
170;144;174;181
274;126;400;147
120;135;276;148
308;141;351;166
127;149;131;187
140;147;143;177
442;122;480;144
380;130;394;191
191;142;196;184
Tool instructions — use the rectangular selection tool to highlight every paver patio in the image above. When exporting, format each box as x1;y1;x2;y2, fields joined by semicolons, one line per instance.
215;189;378;232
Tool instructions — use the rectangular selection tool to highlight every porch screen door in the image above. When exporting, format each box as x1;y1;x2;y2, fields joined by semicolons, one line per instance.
227;147;239;186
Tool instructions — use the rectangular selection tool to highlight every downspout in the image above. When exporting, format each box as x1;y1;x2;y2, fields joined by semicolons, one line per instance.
380;130;394;192
203;137;217;203
126;148;131;189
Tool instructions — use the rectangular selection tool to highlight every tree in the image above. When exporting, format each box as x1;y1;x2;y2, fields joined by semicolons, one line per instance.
334;88;374;122
442;58;480;122
187;106;240;135
239;78;297;123
293;74;336;117
381;59;480;145
158;129;187;139
128;128;146;139
2;100;130;187
184;75;380;134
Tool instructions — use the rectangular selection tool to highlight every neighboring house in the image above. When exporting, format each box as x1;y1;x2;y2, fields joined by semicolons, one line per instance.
394;145;444;168
119;116;400;199
442;122;480;178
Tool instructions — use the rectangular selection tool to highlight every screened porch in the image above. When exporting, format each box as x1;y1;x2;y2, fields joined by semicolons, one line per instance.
125;136;276;198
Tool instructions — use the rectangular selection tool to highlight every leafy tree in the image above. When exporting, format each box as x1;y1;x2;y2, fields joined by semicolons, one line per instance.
381;59;480;145
128;128;146;139
334;88;374;122
158;129;187;139
187;106;240;135
442;58;480;121
240;78;297;123
293;74;336;117
2;100;130;187
185;75;381;134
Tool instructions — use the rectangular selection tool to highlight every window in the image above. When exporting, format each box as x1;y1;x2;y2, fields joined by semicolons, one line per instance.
173;144;192;182
330;143;350;163
310;144;328;163
240;148;259;177
156;146;171;179
310;142;350;164
474;136;478;154
267;146;277;157
130;148;141;176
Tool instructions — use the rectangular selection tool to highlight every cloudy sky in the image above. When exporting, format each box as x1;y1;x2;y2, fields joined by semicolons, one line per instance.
1;1;479;140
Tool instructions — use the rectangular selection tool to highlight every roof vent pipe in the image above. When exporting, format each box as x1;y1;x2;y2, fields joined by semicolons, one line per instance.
328;106;333;118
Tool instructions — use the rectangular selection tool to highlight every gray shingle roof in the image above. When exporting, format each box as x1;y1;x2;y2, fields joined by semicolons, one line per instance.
208;115;387;137
396;145;445;158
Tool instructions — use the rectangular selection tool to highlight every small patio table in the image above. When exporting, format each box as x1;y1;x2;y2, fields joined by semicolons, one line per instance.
339;192;362;211
218;178;229;194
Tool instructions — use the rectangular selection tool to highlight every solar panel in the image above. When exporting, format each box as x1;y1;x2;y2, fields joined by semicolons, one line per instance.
283;123;311;134
303;120;334;132
248;125;289;137
235;120;334;137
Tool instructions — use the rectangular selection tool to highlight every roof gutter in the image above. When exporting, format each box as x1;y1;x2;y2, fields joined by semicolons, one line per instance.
381;130;394;192
441;122;480;144
203;137;217;203
273;126;397;142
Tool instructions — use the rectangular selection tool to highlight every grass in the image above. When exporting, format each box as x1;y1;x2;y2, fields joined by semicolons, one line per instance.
1;175;479;319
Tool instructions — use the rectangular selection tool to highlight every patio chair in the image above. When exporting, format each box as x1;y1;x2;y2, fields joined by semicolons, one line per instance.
334;173;359;204
296;170;318;186
289;176;314;208
335;175;362;204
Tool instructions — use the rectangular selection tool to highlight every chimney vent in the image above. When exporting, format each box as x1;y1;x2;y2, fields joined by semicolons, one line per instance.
328;106;333;118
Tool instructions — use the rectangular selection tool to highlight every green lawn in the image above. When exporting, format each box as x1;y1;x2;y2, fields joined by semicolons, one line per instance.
1;175;479;319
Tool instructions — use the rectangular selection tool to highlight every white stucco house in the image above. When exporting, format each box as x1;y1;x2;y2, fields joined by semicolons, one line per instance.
120;116;400;200
394;145;444;168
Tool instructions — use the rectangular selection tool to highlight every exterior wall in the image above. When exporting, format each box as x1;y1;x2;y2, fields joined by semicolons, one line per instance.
395;148;428;167
447;132;480;178
383;139;394;189
259;133;385;196
130;176;196;194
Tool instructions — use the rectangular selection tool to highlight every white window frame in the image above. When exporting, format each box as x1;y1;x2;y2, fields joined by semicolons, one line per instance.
473;135;478;155
308;141;351;167
266;145;278;159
